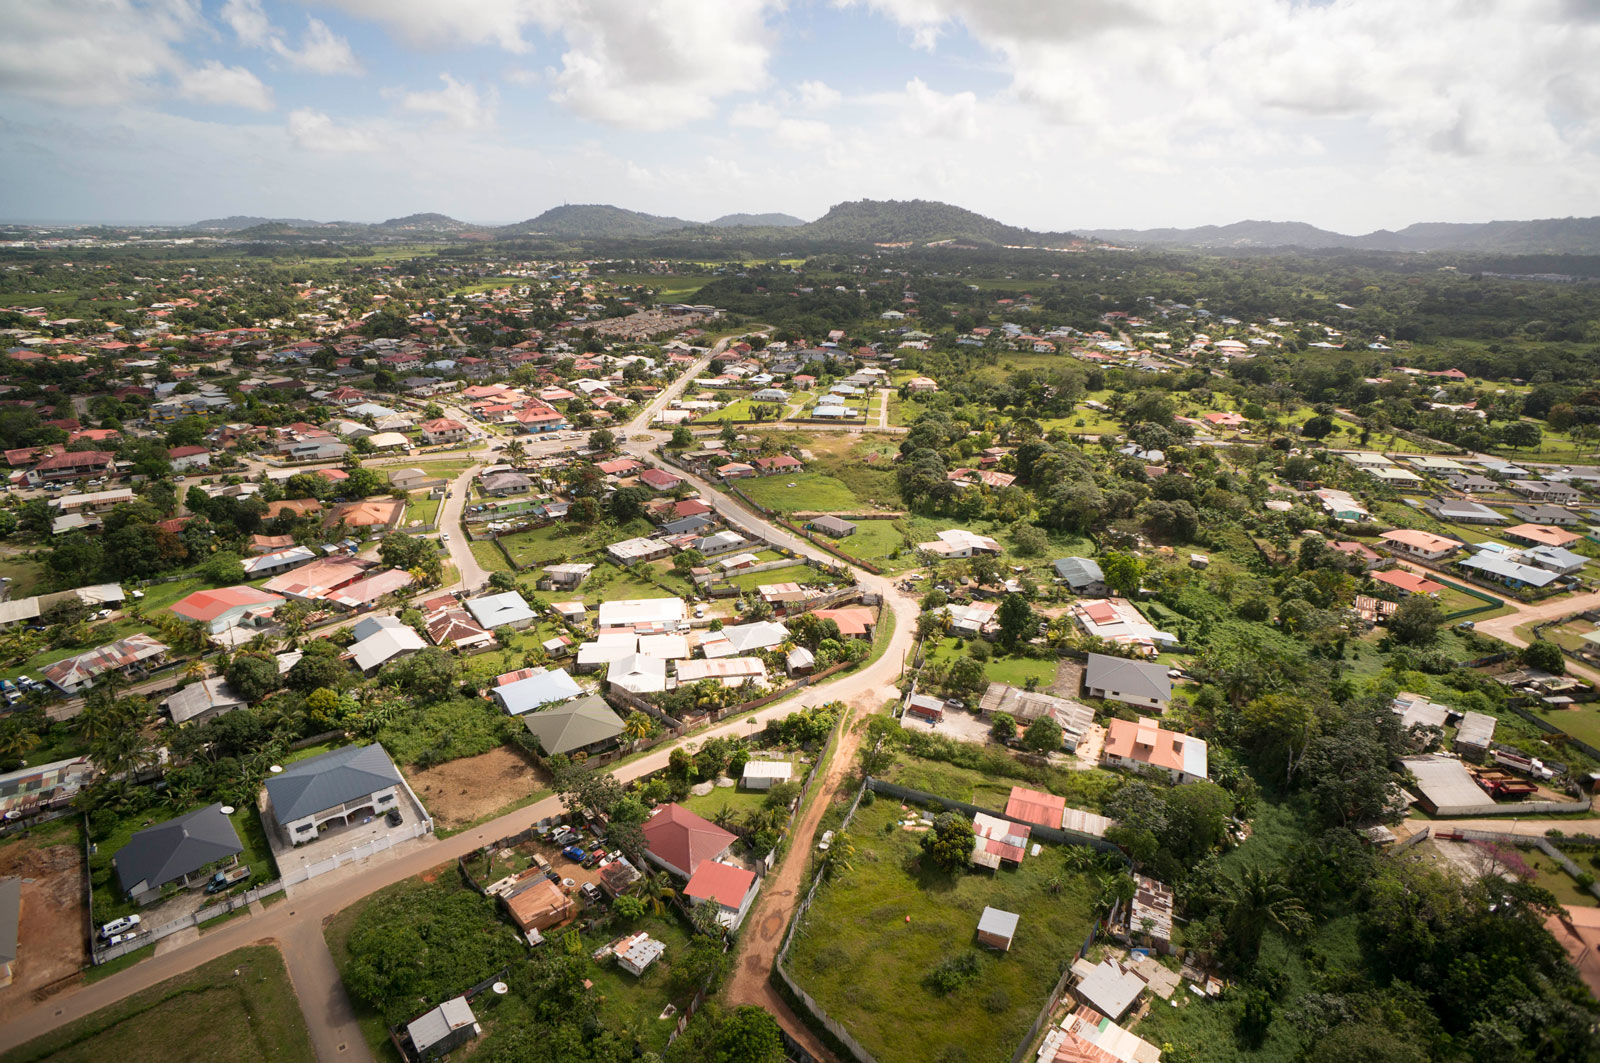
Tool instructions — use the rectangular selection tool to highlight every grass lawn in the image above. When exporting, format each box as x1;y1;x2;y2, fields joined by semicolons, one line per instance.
497;518;653;569
681;783;771;824
1525;846;1599;907
403;494;440;527
88;806;278;925
786;797;1100;1063
0;554;50;596
923;636;1060;692
819;520;914;569
5;945;313;1063
739;472;867;515
886;753;1122;814
469;539;512;574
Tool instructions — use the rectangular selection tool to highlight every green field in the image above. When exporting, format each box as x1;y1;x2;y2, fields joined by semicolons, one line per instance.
681;782;774;824
922;636;1060;692
0;554;50;596
403;494;440;527
3;946;313;1063
786;797;1100;1063
739;472;870;515
885;753;1122;813
496;518;653;568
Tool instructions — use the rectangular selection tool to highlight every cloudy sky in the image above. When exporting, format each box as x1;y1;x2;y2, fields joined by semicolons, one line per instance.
2;0;1597;232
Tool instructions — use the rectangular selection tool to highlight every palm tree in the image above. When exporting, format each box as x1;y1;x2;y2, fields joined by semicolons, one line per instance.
622;711;654;745
640;869;676;916
1225;866;1308;961
0;725;40;760
181;658;207;683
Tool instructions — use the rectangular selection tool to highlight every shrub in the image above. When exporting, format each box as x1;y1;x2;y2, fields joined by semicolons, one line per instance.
924;951;981;995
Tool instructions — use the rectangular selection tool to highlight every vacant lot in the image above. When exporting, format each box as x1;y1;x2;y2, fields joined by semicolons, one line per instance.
404;744;548;830
0;819;87;998
5;946;313;1063
787;798;1099;1063
886;753;1122;814
740;472;866;515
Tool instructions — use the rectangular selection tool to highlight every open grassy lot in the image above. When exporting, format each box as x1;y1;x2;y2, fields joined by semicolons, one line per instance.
469;539;512;574
824;520;917;570
0;554;50;596
3;945;313;1063
1525;846;1599;907
496;518;654;568
88;805;278;924
923;635;1060;692
786;797;1100;1063
681;782;772;824
885;752;1122;813
739;472;868;515
403;493;440;526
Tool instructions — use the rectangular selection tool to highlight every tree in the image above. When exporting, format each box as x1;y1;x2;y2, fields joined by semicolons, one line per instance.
224;653;280;702
1301;414;1336;439
1100;552;1144;595
1011;523;1048;556
991;711;1017;743
670;425;694;448
379;648;459;702
589;427;616;452
1224;866;1308;965
1522;639;1565;675
200;551;245;585
920;813;974;872
1023;715;1063;753
1389;595;1443;647
996;593;1035;649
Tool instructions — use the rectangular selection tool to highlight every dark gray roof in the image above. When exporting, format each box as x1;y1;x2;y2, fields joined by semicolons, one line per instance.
660;514;714;536
810;515;857;536
113;803;242;895
0;876;18;965
265;743;403;823
521;694;625;755
1084;652;1172;703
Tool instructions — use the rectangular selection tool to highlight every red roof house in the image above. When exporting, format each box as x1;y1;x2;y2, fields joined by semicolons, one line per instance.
641;803;736;879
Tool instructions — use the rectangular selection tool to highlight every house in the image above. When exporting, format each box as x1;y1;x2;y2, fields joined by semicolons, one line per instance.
1128;875;1175;953
971;812;1030;869
1052;557;1107;595
264;743;407;845
25;449;115;485
43;634;168;694
502;875;574;935
611;932;667;976
1102;718;1208;783
905;693;946;723
170;585;284;635
241;546;318;578
162;678;248;724
347;615;427;674
480;471;533;496
540;563;594;590
674;656;767;688
466;591;537;630
324;498;406;532
1392;692;1452;731
753;454;803;476
597;597;687;630
1458;552;1563;590
808;515;857;538
1073;957;1146;1021
326;568;415;611
694;530;750;557
1327;540;1382;568
607;537;673;565
113;804;242;903
1371;569;1444;596
388;468;432;491
1509;479;1582;504
1503;523;1582;549
905;376;940;393
917;528;1001;558
1399;754;1486;815
1522;544;1588;575
493;668;583;715
787;646;815;675
1069;599;1174;656
596;458;644;478
1083;653;1172;712
422;596;494;650
715;462;755;481
740;760;794;790
1314;488;1369;523
418;417;469;444
404;997;481;1062
1424;498;1505;524
166;445;211;471
262;556;374;601
684;861;760;930
1455;710;1497;755
810;607;875;638
976;907;1019;951
639;468;683;492
979;683;1095;743
1445;472;1500;493
641;803;736;878
1380;529;1463;562
701;620;790;658
521;694;625;757
1004;786;1067;831
1509;503;1579;526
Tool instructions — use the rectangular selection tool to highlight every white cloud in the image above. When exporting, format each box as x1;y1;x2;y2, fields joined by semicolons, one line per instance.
286;108;381;152
401;74;495;129
0;0;199;106
729;101;830;147
796;80;841;110
326;0;777;127
222;0;362;74
176;61;274;110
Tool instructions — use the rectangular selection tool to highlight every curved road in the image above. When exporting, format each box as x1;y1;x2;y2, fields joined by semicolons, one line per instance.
0;330;913;1061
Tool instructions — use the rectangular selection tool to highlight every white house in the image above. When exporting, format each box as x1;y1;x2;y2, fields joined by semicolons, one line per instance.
740;760;794;790
683;861;760;931
264;744;407;846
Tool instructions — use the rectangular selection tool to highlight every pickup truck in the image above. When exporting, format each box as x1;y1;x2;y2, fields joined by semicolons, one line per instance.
205;865;251;893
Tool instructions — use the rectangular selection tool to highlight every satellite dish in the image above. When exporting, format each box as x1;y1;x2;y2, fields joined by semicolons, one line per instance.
220;806;236;815
491;982;509;995
269;765;284;773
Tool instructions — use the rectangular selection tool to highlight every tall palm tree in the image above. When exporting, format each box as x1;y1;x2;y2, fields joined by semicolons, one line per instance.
640;869;676;917
622;711;653;745
181;658;207;682
1225;866;1308;961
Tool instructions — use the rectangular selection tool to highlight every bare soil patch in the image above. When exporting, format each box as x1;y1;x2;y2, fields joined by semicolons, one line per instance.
405;744;548;830
0;830;89;999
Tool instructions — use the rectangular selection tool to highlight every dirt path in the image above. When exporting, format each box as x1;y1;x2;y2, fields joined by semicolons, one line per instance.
723;700;879;1063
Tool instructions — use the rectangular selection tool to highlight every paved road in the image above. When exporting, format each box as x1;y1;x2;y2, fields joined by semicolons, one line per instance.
1471;587;1600;687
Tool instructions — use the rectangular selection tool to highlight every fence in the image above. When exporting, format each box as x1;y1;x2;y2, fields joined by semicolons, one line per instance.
1504;701;1600;763
92;879;288;964
279;817;433;887
1009;916;1107;1063
772;777;878;1063
1414;824;1600;902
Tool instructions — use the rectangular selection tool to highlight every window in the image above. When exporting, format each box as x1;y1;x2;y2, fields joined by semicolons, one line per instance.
296;823;314;833
377;793;394;804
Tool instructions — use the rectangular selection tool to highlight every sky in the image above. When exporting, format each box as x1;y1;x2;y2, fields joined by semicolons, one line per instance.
1;0;1597;232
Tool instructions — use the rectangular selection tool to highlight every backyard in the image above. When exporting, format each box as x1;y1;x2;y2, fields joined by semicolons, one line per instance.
4;946;313;1063
87;804;278;925
785;796;1101;1063
885;751;1123;814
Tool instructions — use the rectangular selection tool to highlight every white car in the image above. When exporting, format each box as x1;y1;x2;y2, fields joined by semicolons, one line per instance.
99;914;141;939
817;830;834;852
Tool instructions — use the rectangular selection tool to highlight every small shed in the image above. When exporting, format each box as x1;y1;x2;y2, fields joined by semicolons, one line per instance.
977;906;1019;951
614;932;666;976
905;693;945;723
405;996;480;1062
741;760;795;790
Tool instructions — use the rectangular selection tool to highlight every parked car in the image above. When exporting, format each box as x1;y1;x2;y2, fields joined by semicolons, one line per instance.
817;830;834;852
561;844;588;862
580;882;604;905
99;914;141;939
385;808;403;827
107;931;142;946
205;865;251;893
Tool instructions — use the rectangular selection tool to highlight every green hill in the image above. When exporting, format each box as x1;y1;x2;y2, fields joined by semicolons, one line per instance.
499;204;696;239
709;212;805;228
797;199;1083;247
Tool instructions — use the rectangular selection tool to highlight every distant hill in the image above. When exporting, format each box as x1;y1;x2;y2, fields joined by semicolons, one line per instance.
377;212;480;232
1083;216;1600;254
797;199;1083;247
709;212;805;228
189;215;323;231
499;204;697;239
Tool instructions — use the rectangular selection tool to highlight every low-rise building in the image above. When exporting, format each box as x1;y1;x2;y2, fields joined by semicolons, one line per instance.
641;803;735;879
1083;653;1172;712
43;634;168;694
1102;718;1208;783
264;743;407;845
113;803;243;904
683;861;760;930
1380;529;1463;562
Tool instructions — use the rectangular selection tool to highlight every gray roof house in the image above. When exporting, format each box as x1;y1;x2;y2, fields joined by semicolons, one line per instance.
0;876;18;987
265;743;407;845
1423;498;1505;524
521;694;626;757
1052;557;1107;594
808;515;857;538
1511;504;1581;526
113;803;243;902
406;997;480;1062
162;677;248;725
1084;653;1173;712
493;669;583;715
